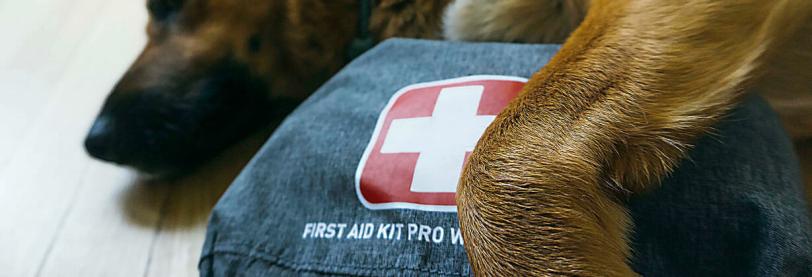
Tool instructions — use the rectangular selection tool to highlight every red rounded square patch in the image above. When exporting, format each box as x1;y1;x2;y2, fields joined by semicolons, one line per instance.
355;75;526;212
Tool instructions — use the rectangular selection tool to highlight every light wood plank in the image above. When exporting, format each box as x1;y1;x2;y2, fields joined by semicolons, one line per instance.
0;0;149;275
0;0;264;275
0;0;123;170
37;165;162;277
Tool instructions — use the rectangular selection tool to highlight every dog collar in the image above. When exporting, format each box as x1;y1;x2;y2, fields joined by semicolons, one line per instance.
346;0;375;61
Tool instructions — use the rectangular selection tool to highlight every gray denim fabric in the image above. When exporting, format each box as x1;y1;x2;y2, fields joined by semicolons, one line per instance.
200;38;812;276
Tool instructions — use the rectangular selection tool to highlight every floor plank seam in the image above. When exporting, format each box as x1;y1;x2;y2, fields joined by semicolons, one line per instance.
33;162;92;277
141;185;173;277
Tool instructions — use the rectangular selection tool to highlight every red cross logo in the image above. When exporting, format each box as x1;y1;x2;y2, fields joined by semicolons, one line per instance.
355;75;526;212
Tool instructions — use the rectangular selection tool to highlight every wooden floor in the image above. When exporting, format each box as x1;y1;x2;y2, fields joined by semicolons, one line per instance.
0;1;265;276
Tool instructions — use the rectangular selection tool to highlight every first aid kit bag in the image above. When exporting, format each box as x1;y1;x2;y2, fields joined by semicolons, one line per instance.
200;39;811;276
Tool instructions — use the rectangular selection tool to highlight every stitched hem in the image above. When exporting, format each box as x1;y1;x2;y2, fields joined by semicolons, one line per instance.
200;241;468;277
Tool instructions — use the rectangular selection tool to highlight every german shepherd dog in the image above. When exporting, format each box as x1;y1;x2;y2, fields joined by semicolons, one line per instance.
86;0;811;274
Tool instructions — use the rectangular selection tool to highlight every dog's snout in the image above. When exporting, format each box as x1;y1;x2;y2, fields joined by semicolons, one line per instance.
84;116;121;163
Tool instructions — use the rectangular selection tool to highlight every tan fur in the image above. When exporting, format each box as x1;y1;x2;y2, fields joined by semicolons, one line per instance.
444;0;590;43
452;0;812;275
372;0;451;40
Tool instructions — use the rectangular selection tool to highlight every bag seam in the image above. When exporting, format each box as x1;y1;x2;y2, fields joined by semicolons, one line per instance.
200;241;468;276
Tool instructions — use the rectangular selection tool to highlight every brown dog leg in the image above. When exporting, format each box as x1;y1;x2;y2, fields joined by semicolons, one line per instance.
457;0;812;275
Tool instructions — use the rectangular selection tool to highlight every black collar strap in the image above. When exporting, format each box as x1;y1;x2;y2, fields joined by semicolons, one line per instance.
346;0;375;61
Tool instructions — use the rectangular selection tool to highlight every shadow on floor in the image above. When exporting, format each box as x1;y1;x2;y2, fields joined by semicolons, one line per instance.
118;127;274;229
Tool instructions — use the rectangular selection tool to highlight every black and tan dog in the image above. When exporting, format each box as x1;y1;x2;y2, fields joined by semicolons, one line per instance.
86;0;811;275
84;0;448;176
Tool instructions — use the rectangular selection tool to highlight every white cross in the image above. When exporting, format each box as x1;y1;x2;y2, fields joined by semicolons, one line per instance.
380;85;495;193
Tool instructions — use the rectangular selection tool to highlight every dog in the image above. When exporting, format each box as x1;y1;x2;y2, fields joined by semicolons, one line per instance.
84;0;447;176
86;0;811;274
84;0;331;176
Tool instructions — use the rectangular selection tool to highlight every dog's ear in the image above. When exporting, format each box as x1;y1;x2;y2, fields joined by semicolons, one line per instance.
147;0;184;21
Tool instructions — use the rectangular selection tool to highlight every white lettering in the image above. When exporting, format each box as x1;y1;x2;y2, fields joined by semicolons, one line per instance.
324;223;337;238
336;224;347;239
362;223;375;239
394;224;404;240
450;228;464;245
377;224;391;239
347;224;360;239
432;226;444;243
314;223;327;238
407;224;418;240
418;225;432;242
303;223;314;238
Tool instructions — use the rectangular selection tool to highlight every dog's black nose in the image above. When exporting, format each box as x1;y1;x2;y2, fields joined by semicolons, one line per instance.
84;117;122;163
